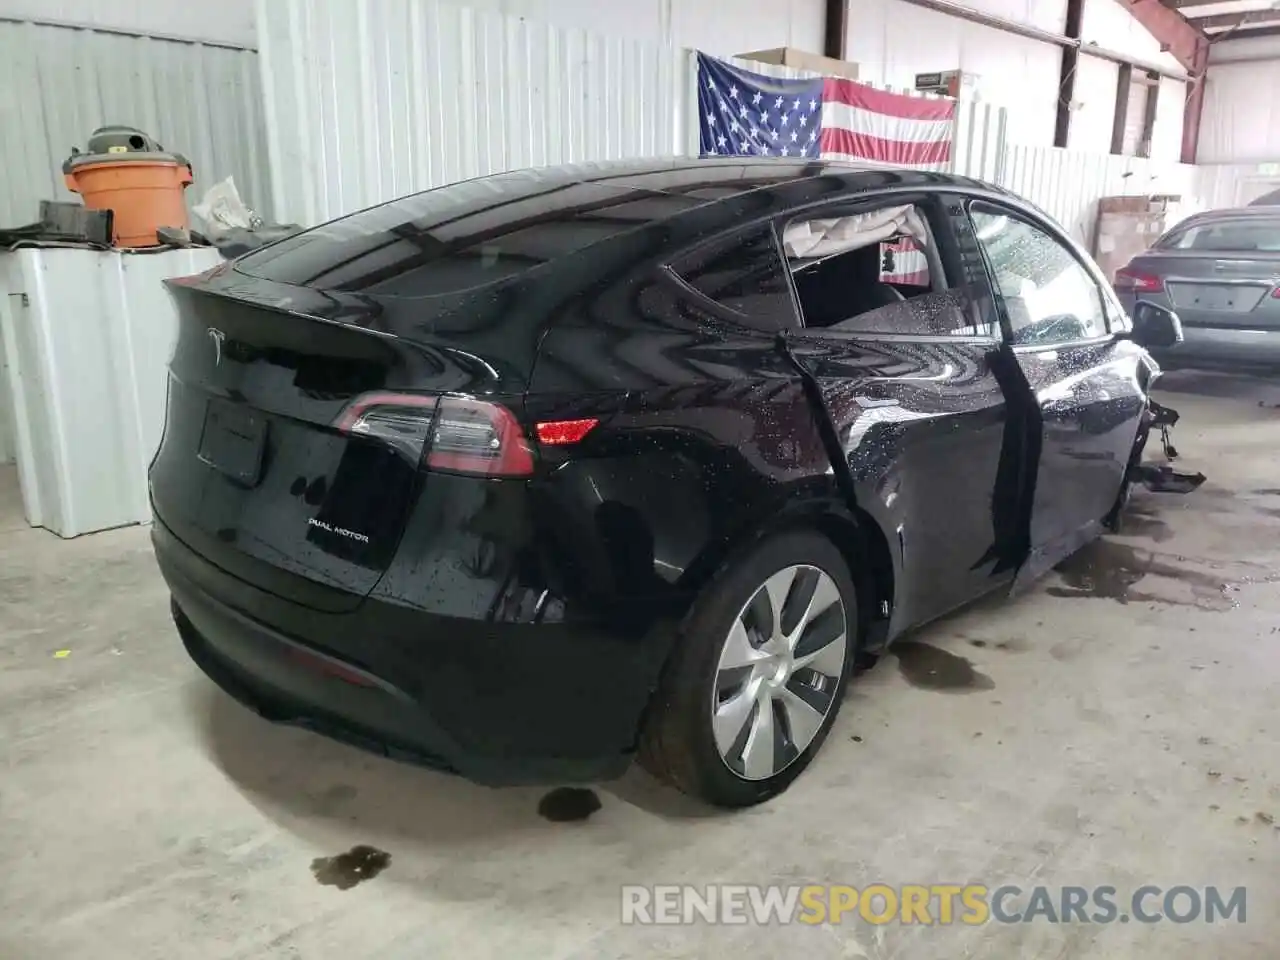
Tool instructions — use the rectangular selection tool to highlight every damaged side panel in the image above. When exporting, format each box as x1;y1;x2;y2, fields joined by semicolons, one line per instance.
1006;338;1152;590
778;331;1019;637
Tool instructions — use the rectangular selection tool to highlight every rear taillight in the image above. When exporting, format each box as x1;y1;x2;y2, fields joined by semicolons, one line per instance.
1114;268;1163;294
335;394;602;476
426;396;534;477
335;392;535;477
1271;286;1280;299
335;392;439;462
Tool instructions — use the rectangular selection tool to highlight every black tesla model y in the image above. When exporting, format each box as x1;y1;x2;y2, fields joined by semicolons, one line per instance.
152;159;1182;807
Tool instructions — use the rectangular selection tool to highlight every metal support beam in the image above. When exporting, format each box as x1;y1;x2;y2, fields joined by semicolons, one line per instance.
895;0;1074;48
1055;0;1085;148
823;0;848;60
896;0;1188;79
1111;64;1134;155
1195;10;1280;31
0;13;255;49
1118;0;1205;73
1212;25;1280;52
1111;0;1211;162
1181;35;1211;163
1139;70;1161;157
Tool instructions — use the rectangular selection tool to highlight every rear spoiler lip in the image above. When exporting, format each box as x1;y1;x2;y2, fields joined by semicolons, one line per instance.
165;265;535;395
165;266;406;344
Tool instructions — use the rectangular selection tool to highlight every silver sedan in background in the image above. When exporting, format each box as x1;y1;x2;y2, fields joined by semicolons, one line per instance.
1115;207;1280;368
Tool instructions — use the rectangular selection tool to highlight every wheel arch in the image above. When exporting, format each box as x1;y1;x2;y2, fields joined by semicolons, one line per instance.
673;483;897;653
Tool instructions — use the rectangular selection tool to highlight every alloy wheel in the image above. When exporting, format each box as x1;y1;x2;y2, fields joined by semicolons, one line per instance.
710;564;848;781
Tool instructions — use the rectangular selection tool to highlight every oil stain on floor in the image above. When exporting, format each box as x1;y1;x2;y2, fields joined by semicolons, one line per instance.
538;787;602;822
1047;539;1254;611
1118;501;1174;543
311;845;392;890
894;641;995;693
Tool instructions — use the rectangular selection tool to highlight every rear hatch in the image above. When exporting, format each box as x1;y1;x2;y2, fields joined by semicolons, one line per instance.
1119;215;1280;330
152;169;688;612
152;269;538;613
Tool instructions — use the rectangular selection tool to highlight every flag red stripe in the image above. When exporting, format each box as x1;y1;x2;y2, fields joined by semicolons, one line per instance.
821;128;951;166
884;270;930;285
822;78;956;121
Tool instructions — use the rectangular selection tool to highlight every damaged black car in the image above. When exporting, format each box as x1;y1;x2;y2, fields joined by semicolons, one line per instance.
151;158;1194;808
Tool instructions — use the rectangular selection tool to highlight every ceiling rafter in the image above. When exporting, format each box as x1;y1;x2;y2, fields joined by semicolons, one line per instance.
1190;9;1280;30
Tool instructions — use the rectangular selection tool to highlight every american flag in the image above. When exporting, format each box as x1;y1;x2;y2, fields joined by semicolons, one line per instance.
881;237;930;286
698;53;952;285
697;53;824;159
697;53;956;170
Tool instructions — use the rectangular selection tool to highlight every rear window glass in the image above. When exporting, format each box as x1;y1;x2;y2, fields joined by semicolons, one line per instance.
237;171;696;296
1161;219;1280;252
669;224;795;328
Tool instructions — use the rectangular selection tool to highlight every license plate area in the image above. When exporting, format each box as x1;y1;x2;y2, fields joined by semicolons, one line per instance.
198;398;268;487
1168;282;1267;313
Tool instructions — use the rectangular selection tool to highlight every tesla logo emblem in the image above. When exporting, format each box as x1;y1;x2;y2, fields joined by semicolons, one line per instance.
207;327;226;366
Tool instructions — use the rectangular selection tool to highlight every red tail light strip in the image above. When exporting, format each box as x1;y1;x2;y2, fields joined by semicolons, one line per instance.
1114;269;1163;294
335;393;599;476
535;418;599;446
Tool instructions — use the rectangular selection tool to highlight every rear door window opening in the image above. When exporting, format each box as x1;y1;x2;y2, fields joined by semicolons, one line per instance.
780;197;991;338
666;223;797;328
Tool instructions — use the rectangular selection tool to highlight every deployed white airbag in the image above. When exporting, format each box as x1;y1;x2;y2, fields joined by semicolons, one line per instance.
782;205;928;259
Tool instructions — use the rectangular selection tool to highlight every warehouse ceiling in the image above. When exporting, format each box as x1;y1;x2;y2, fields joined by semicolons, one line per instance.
1161;0;1280;42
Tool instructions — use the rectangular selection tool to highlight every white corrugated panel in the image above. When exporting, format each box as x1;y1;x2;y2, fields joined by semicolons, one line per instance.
0;19;273;226
427;0;825;58
0;246;223;537
1068;57;1120;155
1151;77;1187;164
951;99;1007;181
0;329;12;465
1199;59;1280;164
259;0;1011;226
1193;163;1280;210
0;0;257;48
997;144;1198;245
259;0;689;226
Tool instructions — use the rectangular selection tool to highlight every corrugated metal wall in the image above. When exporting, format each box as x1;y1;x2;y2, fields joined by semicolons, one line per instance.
259;0;1010;227
0;314;12;466
259;0;688;226
1193;162;1280;210
0;18;273;226
998;144;1199;246
1199;58;1280;165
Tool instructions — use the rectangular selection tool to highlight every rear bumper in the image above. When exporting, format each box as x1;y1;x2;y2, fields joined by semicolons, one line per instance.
1149;325;1280;370
154;517;668;786
1119;293;1280;369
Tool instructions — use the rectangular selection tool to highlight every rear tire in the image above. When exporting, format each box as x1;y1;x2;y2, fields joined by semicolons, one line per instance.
638;530;858;808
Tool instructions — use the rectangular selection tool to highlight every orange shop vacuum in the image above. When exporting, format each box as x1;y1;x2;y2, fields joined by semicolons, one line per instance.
63;126;193;248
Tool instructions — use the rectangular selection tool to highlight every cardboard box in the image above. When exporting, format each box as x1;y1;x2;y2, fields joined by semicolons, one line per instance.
736;47;859;81
1092;195;1181;282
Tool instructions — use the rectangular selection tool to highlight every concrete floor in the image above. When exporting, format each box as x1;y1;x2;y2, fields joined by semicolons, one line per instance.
2;371;1278;959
